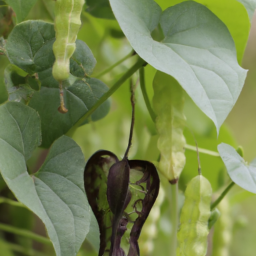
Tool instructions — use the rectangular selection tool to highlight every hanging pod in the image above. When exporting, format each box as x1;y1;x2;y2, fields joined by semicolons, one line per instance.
84;84;160;256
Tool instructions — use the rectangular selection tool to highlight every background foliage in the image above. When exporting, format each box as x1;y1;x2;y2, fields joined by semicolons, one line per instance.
0;0;256;256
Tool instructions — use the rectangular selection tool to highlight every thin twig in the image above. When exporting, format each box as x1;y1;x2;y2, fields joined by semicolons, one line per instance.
124;80;135;159
187;127;201;175
93;50;135;78
66;57;145;135
211;181;235;210
0;197;26;208
4;241;49;256
139;67;156;122
0;223;52;245
184;144;220;157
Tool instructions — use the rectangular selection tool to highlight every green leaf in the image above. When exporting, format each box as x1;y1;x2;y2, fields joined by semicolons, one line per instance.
6;21;55;74
155;0;251;63
4;64;38;104
0;102;91;256
218;143;256;194
29;78;110;148
6;21;96;77
5;20;110;148
109;0;247;133
86;0;115;19
4;0;38;23
237;0;256;20
70;39;97;78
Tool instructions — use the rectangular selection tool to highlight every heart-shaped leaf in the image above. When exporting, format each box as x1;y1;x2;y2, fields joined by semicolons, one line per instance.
0;102;91;256
5;20;110;148
4;64;39;104
155;0;251;63
109;0;247;133
218;143;256;193
6;21;96;78
29;77;110;148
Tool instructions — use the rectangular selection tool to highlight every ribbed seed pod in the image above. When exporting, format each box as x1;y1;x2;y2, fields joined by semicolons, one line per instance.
52;0;84;81
140;186;165;255
212;197;232;256
153;71;186;183
177;175;212;256
52;0;84;113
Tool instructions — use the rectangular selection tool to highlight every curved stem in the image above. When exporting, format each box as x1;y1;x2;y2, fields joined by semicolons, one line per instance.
67;57;145;135
139;67;156;122
0;197;25;208
124;80;135;159
4;242;48;256
168;183;178;256
184;144;220;157
0;223;51;245
211;181;235;210
93;51;135;78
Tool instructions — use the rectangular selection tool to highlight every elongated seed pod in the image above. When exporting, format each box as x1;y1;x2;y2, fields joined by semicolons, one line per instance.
52;0;84;113
153;71;186;183
53;0;84;81
177;175;212;256
212;197;232;256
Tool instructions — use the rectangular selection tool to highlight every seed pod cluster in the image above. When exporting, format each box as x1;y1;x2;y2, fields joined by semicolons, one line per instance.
153;71;186;183
177;175;212;256
84;85;160;256
212;197;232;256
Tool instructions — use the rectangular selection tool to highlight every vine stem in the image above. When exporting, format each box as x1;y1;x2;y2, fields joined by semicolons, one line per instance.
0;197;26;208
67;57;145;135
139;67;156;122
138;82;220;158
184;144;220;157
4;242;48;256
168;183;178;256
0;223;52;245
124;80;135;159
211;181;235;210
93;50;135;78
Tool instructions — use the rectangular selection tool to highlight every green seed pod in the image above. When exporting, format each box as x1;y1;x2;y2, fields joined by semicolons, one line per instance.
212;197;232;256
177;175;212;256
153;71;186;183
140;185;165;255
52;0;84;82
52;0;84;113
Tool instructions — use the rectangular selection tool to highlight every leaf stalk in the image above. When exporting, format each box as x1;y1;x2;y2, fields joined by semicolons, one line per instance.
211;181;235;210
67;57;145;135
0;223;52;245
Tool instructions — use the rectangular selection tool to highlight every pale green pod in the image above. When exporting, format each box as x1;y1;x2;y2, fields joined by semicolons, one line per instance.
52;0;84;82
177;175;212;256
212;197;232;256
153;71;186;183
140;185;165;255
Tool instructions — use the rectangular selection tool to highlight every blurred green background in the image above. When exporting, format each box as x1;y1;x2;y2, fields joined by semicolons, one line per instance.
0;0;256;255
